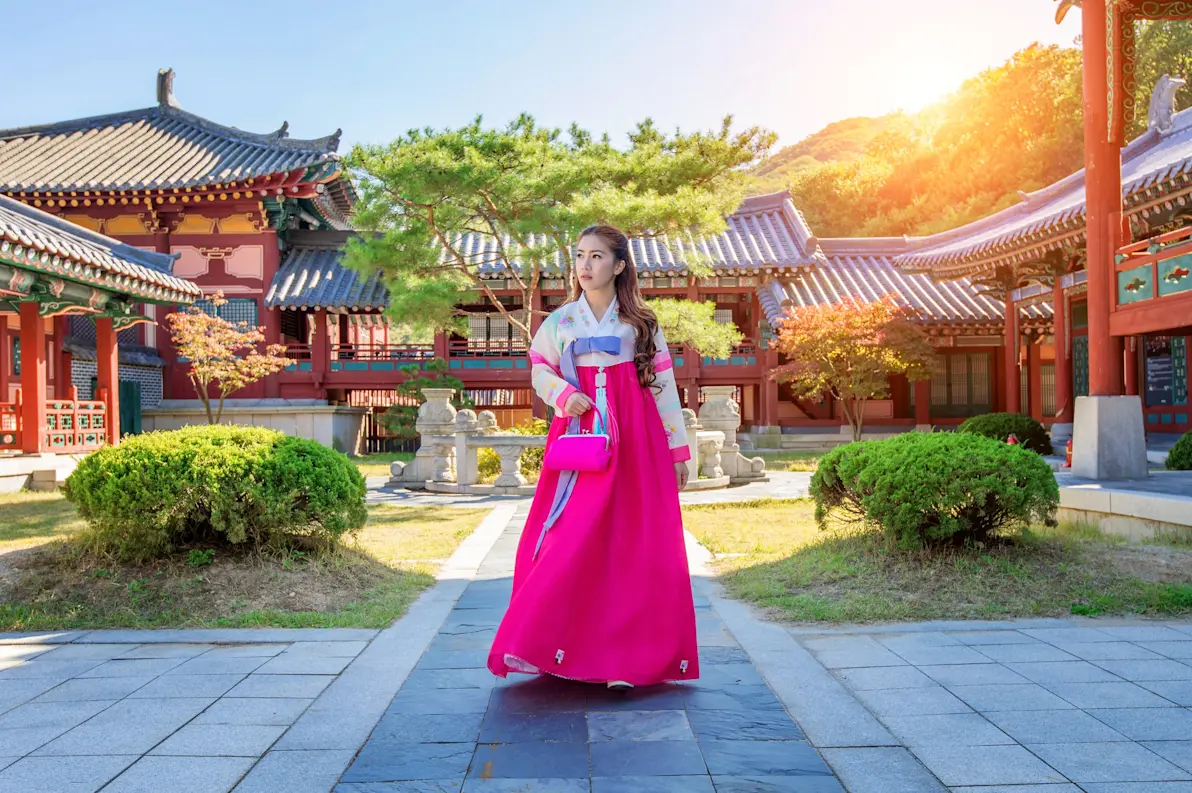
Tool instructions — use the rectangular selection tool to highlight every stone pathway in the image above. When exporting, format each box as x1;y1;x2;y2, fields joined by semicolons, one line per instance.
338;504;842;792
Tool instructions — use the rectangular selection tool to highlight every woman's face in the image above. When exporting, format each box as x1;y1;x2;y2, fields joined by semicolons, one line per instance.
576;234;624;294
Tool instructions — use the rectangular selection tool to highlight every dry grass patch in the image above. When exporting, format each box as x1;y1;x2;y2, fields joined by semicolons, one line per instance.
756;451;821;472
0;493;485;631
684;499;1192;623
354;452;414;479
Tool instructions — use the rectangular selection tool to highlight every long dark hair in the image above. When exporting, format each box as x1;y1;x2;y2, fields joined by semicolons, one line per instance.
570;224;659;389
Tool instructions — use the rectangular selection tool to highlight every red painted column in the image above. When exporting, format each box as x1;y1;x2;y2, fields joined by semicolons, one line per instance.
1053;281;1072;422
1004;291;1021;414
1028;342;1043;421
95;317;120;446
312;310;329;401
261;230;282;399
914;379;931;427
1124;336;1140;396
1083;0;1124;396
53;316;72;399
19;302;46;454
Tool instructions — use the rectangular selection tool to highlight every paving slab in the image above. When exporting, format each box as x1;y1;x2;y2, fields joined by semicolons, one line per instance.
1027;740;1192;784
1089;707;1192;741
103;755;256;792
231;749;356;793
909;744;1067;786
0;753;137;793
820;746;947;793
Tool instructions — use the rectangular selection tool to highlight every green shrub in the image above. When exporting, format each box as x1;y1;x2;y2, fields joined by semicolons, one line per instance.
1168;432;1192;470
958;412;1054;455
478;418;549;482
811;431;1059;548
64;425;367;561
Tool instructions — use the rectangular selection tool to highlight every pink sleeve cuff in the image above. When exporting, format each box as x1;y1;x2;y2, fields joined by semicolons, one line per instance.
671;445;691;463
555;384;579;412
653;351;674;373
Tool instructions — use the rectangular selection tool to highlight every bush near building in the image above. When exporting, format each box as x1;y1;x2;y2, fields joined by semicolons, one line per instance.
1168;432;1192;470
811;432;1058;549
958;412;1054;455
64;425;367;561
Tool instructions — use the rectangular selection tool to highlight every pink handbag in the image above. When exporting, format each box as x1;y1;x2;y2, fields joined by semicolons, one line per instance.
543;408;613;473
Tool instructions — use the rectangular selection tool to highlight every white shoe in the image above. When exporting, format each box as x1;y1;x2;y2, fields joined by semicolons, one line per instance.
607;680;633;690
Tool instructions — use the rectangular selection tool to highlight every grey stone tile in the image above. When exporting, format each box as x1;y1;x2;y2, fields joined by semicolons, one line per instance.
192;697;314;726
1081;783;1192;792
252;655;353;676
0;758;17;773
681;683;784;712
1143;741;1192;775
1093;659;1192;682
820;746;947;793
280;641;369;658
947;631;1039;646
813;647;906;669
1021;628;1114;644
129;674;245;699
910;745;1067;786
0;725;77;755
166;656;272;676
697;647;751;665
802;636;885;653
880;713;1013;747
368;712;483;744
1139;680;1192;706
853;686;972;717
876;632;961;649
587;710;693;741
985;709;1130;744
1097;626;1190;642
889;645;991;666
464;780;591;792
387;686;492;714
589;740;705;777
0;699;114;731
1090;707;1192;740
949;684;1076;712
697;663;765;687
0;659;105;680
1048;681;1178;709
835;665;936;691
32;676;153;702
588;685;687;712
1027;741;1191;784
427;630;497;652
0;632;81;644
37;644;134;661
920;664;1028;687
77;657;186;677
471;742;591;779
225;675;335;699
104;756;256;793
487;680;591;713
79;628;377;644
1006;661;1124;684
975;644;1080;664
952;787;1082;792
151;724;287;756
341;742;474;783
200;644;288;658
1062;643;1164;662
417;649;487;669
0;754;137;793
699;740;831;776
477;710;587;743
115;644;213;660
593;777;713;792
403;667;498;690
34;697;215;756
0;644;54;662
1137;642;1192;659
685;708;805;741
231;749;356;793
712;777;845;793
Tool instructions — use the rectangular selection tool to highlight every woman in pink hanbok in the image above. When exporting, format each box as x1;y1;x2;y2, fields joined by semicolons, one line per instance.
487;225;699;690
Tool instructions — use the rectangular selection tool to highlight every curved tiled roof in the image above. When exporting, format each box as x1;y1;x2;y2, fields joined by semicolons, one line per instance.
0;194;200;302
0;79;341;193
894;103;1192;277
266;232;387;312
758;238;1052;327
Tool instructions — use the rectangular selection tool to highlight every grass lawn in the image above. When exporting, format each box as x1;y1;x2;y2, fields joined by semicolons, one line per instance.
354;452;414;479
0;492;486;631
756;450;822;472
684;498;1192;623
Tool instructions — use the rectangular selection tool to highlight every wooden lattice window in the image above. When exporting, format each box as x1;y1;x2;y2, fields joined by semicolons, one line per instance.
195;298;258;328
1041;363;1057;417
1073;336;1089;398
931;352;992;418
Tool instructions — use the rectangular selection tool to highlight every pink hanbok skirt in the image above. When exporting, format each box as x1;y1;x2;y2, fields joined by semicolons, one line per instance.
487;361;700;685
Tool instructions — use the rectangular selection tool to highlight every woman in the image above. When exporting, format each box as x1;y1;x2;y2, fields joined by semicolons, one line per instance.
486;224;699;690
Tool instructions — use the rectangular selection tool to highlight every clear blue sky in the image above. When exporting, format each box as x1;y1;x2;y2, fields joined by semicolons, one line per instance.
2;0;1080;153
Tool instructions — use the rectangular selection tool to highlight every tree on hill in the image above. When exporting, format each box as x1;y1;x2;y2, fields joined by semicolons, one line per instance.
750;115;899;193
344;115;775;347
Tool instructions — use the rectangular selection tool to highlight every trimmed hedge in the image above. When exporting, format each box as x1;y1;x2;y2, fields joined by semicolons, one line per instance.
479;418;549;481
811;431;1059;548
958;412;1054;455
64;425;367;561
1168;432;1192;471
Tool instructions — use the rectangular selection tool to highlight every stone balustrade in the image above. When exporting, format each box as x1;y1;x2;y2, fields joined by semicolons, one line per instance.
389;386;766;495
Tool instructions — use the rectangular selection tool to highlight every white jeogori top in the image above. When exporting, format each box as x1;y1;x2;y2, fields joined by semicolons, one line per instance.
528;294;691;463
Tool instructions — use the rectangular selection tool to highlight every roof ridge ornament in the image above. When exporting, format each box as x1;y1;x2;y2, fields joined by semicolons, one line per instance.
1148;74;1186;137
156;68;180;109
1054;0;1081;24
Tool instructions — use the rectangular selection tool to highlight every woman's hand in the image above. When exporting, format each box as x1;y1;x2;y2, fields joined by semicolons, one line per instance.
563;392;594;418
675;462;689;490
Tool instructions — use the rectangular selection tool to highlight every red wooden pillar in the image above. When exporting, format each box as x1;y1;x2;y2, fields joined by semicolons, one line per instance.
19;302;46;454
53;316;72;399
95;317;120;446
1027;342;1043;421
1083;0;1124;396
261;231;282;398
1004;292;1021;414
914;379;931;428
529;289;547;419
1053;280;1072;423
759;348;780;428
312;309;330;374
1124;336;1140;396
0;324;9;403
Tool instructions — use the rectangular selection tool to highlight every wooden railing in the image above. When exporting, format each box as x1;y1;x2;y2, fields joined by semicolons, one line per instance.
0;394;21;451
333;343;434;362
45;387;107;453
448;339;527;358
